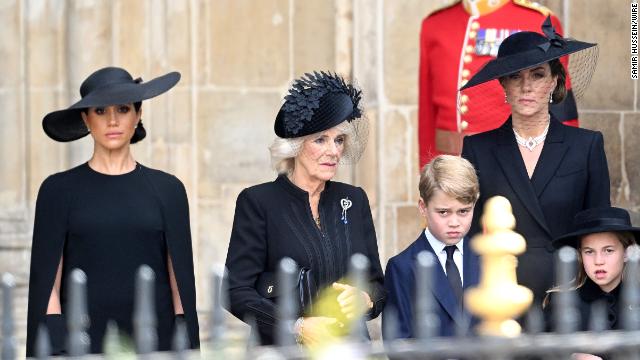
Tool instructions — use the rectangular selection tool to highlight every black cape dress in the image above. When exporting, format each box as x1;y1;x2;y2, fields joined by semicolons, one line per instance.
26;163;199;356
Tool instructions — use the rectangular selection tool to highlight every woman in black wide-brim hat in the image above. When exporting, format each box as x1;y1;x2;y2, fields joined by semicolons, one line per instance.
224;72;386;346
543;207;639;359
460;17;610;304
26;67;199;356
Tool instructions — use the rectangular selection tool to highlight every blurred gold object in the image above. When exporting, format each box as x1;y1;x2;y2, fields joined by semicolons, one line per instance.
466;196;533;337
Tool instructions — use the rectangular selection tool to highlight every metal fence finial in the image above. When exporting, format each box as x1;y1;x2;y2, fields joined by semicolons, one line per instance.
276;257;298;347
348;253;370;342
465;196;533;337
1;273;16;360
67;268;90;356
554;246;580;334
415;251;439;340
134;265;157;354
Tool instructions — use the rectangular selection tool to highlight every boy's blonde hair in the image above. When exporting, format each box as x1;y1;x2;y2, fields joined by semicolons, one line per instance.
419;155;480;205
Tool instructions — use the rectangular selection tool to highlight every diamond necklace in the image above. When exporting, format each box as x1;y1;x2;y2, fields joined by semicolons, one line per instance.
513;117;550;152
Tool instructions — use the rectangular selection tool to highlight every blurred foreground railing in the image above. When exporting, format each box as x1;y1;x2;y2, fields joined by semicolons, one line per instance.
1;247;640;359
6;197;640;358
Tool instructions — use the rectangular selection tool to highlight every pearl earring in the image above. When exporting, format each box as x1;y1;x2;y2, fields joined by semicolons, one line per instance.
549;92;553;104
504;93;508;103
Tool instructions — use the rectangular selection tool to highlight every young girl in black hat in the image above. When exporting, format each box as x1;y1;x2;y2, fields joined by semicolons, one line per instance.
543;207;640;360
26;67;199;355
460;17;610;304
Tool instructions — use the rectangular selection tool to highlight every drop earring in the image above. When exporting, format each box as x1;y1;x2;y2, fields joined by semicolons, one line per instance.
549;92;553;103
504;93;508;103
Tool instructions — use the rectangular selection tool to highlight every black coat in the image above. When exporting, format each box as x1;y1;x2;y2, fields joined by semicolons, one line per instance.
544;278;624;332
26;163;200;356
544;279;624;360
461;117;610;302
224;175;386;344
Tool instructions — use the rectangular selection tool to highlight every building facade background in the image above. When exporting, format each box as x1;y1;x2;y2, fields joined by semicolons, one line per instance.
0;0;636;352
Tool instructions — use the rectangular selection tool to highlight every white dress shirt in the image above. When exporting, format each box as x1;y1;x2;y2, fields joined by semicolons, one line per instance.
424;228;465;285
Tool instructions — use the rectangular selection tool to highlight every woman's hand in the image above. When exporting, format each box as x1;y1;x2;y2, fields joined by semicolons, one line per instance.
332;282;373;319
299;316;342;347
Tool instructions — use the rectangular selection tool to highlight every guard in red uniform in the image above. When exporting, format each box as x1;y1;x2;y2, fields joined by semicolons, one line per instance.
418;0;578;166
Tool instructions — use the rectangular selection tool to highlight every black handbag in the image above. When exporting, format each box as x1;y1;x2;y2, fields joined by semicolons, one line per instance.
256;268;316;314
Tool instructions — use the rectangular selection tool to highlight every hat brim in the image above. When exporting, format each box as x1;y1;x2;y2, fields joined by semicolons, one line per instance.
552;226;640;249
460;40;596;91
43;71;180;142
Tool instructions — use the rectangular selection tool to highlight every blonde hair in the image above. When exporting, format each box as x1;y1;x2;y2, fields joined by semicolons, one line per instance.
542;231;637;308
419;155;480;205
268;121;356;174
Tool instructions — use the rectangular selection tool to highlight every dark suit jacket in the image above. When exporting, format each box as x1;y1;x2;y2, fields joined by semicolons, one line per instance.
461;117;610;302
224;175;386;345
383;232;480;339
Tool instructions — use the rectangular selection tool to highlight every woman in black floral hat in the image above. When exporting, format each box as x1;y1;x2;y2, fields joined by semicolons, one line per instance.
224;72;386;346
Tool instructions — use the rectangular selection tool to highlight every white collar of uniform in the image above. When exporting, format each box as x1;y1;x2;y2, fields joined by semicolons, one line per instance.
424;228;464;255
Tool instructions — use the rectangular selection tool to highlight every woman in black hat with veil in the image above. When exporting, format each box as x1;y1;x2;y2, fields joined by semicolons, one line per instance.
224;72;386;347
460;17;610;304
26;67;199;355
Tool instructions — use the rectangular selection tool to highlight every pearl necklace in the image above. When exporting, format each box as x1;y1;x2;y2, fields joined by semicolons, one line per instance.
513;119;550;152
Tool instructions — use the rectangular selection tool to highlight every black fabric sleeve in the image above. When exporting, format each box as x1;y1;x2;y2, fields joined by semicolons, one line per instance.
26;175;70;357
45;314;68;355
359;187;386;320
224;188;278;343
585;131;611;208
145;170;200;349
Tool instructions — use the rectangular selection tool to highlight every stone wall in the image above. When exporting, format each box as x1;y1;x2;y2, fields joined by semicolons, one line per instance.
0;0;636;353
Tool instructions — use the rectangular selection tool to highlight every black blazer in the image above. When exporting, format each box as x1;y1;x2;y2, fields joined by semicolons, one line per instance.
224;175;386;344
461;117;610;302
383;232;480;339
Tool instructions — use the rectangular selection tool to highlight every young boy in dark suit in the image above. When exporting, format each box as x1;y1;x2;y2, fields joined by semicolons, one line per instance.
383;155;481;338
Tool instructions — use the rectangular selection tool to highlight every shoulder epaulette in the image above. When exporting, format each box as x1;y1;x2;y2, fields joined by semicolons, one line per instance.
427;0;461;18
513;0;553;17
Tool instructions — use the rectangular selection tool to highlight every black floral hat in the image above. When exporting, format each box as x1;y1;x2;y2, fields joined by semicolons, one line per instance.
42;67;180;142
274;71;363;138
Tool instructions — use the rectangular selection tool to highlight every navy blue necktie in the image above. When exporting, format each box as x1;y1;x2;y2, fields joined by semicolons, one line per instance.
445;245;463;305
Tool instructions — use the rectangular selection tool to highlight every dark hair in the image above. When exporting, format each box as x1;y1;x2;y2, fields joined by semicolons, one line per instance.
549;59;567;103
82;101;145;144
129;101;146;144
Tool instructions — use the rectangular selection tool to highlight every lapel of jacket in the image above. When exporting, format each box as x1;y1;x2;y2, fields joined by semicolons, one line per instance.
462;236;480;290
530;117;569;198
419;232;461;321
491;118;551;237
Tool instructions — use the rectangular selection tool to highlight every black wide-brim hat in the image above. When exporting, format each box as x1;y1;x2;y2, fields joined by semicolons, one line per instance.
553;207;640;249
43;67;180;142
460;16;597;91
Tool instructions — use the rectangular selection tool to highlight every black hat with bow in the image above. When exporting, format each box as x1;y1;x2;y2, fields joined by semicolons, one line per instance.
460;16;598;94
43;67;180;142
